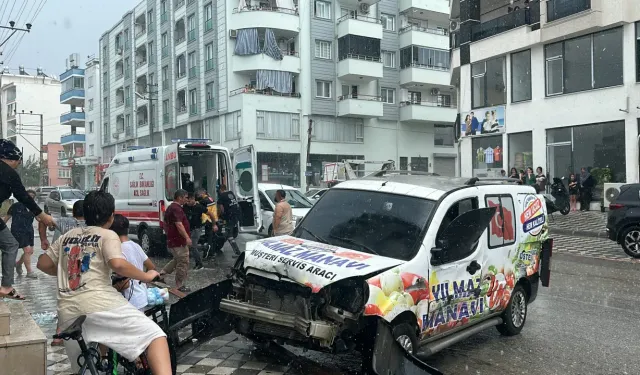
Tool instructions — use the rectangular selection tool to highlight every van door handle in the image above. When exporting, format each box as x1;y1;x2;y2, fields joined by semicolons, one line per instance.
466;260;481;275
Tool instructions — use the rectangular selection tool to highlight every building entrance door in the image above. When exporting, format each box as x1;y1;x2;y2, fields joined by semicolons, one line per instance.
547;142;573;182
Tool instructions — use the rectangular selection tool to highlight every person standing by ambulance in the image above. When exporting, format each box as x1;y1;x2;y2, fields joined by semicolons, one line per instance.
217;184;242;257
159;189;192;292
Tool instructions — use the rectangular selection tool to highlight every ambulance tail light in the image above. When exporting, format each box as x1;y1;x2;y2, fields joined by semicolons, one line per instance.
159;200;166;229
540;238;553;287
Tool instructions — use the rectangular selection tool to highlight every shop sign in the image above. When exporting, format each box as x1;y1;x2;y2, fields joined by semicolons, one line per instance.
460;106;506;138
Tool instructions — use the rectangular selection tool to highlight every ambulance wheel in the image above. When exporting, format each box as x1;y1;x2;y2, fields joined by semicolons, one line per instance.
392;323;418;355
139;228;152;255
496;284;527;336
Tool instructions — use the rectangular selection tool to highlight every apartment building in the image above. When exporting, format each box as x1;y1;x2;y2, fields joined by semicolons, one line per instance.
451;0;640;205
0;68;67;173
99;0;457;190
42;142;70;186
58;54;104;189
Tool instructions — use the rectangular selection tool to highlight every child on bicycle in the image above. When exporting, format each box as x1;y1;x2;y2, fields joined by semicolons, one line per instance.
110;214;156;311
36;191;172;375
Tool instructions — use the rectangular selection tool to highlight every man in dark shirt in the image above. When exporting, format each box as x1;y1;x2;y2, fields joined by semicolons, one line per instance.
0;140;54;300
4;189;38;278
183;192;207;270
159;189;191;292
217;184;241;256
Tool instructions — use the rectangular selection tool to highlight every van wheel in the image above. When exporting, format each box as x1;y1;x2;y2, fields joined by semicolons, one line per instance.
620;226;640;258
139;228;152;256
496;284;527;336
392;322;418;355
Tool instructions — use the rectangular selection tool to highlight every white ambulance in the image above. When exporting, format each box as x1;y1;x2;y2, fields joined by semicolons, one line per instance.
100;139;262;254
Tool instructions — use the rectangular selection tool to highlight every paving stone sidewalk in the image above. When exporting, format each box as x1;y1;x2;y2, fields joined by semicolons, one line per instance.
548;210;608;238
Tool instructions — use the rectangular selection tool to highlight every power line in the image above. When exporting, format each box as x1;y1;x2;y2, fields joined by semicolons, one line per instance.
5;0;44;63
0;0;17;42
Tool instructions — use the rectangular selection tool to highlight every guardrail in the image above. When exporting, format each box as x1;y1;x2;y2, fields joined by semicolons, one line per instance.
399;24;447;35
338;53;381;62
230;87;301;97
337;13;380;24
400;62;449;71
547;0;590;22
232;6;298;15
400;100;453;108
338;94;381;101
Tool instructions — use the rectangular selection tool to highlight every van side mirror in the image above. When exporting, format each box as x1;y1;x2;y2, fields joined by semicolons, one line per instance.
430;207;496;266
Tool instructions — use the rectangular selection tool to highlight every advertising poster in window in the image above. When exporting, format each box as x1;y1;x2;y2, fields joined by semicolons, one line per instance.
460;106;505;138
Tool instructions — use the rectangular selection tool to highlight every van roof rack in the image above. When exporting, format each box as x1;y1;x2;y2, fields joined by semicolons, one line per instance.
465;177;521;186
369;170;441;177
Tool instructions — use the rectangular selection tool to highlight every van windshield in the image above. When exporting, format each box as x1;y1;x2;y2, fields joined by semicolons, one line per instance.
292;189;435;261
266;189;312;209
61;190;85;200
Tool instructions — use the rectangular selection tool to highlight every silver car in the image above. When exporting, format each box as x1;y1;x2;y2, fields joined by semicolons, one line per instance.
44;188;86;217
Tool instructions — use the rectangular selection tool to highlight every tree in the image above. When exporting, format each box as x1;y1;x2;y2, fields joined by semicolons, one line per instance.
18;155;43;187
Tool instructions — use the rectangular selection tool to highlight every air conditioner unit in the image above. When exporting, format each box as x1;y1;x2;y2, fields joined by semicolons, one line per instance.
450;19;460;33
229;29;238;39
430;88;440;96
359;3;370;14
604;183;626;209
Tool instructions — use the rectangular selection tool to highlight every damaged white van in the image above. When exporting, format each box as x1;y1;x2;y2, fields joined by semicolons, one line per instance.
101;139;262;254
212;173;552;365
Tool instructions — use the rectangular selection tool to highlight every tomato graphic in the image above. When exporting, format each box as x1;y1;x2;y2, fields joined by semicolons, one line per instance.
505;273;515;289
335;251;372;261
501;289;512;309
400;272;430;304
367;275;382;289
365;304;383;316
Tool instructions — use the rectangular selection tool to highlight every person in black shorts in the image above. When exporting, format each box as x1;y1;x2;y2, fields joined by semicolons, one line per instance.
3;189;38;278
217;184;241;256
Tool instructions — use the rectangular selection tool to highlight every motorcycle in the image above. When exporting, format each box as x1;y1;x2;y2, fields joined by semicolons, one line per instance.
544;177;570;216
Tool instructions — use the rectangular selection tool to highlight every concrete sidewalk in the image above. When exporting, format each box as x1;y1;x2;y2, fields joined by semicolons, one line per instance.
548;210;608;239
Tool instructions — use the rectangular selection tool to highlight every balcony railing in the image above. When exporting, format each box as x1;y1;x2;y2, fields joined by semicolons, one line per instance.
188;30;196;41
547;0;590;22
61;133;86;144
338;94;381;101
190;104;198;115
175;36;186;44
399;24;448;36
177;105;187;114
60;111;86;123
205;19;213;31
115;72;124;80
138;118;149;127
337;13;380;24
136;59;147;67
177;71;187;79
175;0;185;9
400;62;450;71
467;3;540;43
230;86;301;97
206;59;215;71
135;29;146;38
116;99;124;107
232;6;298;15
206;99;214;110
399;100;453;108
338;53;381;62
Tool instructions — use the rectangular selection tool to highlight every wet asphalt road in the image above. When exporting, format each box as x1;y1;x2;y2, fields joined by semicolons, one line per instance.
224;236;640;375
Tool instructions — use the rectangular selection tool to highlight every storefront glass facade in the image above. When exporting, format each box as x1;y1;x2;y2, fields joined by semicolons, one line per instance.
472;135;503;177
257;152;301;187
508;132;533;172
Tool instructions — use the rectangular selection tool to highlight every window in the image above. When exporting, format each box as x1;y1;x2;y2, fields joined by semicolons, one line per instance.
188;52;197;78
381;50;395;68
380;88;395;104
485;195;516;248
124;57;131;78
161;33;169;57
434;124;454;147
88;121;94;133
177;54;186;77
125;114;131;128
188;14;196;41
338;35;381;60
103;97;109;113
87;75;94;88
311;117;364;143
315;40;331;59
511;50;531;102
435;198;479;260
471;56;506;109
636;22;640;82
89;145;94;156
206;82;215;110
124;29;130;50
545;27;623;96
165;163;179;200
205;43;215;70
162;100;169;124
189;89;198;115
225;111;241;141
399;46;450;69
256;111;301;140
204;3;213;31
125;86;131;107
161;0;168;22
147;9;154;30
314;1;330;19
259;192;272;212
316;80;331;98
162;66;169;87
148;41;155;64
380;13;395;31
57;150;66;159
58;169;71;179
88;99;94;111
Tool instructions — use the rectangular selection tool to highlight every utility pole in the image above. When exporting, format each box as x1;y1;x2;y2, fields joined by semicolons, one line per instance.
305;119;313;192
148;83;158;146
18;111;46;185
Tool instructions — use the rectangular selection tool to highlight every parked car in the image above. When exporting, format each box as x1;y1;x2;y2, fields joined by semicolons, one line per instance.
35;186;55;204
606;183;640;257
305;188;328;204
44;188;86;217
258;183;313;236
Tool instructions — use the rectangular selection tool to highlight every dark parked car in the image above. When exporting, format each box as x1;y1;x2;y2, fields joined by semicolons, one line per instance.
606;183;640;258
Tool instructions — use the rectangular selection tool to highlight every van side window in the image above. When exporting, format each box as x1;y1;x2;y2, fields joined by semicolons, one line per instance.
100;177;109;193
436;197;479;246
259;192;272;212
165;163;179;201
485;195;516;248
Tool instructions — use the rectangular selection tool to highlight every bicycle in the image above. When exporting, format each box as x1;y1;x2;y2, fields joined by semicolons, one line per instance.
54;303;176;375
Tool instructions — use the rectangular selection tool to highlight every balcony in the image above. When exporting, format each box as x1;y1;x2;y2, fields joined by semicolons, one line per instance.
229;86;301;113
337;95;383;118
337;55;383;82
339;0;380;9
464;3;540;44
547;0;590;22
399;101;456;124
399;0;450;23
60;68;85;82
60;89;85;106
399;25;449;50
400;63;450;87
230;6;299;34
337;14;382;39
232;51;300;74
60;133;86;145
60;111;86;126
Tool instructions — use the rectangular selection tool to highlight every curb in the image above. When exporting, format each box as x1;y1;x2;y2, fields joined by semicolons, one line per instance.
549;227;608;239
